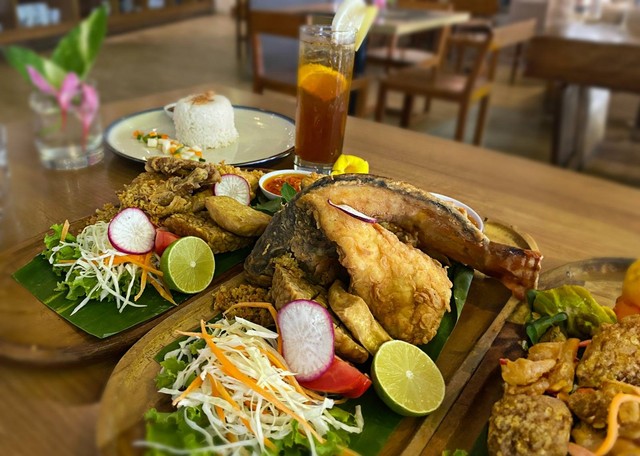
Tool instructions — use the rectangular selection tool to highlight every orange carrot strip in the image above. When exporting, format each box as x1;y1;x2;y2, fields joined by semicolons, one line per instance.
110;255;164;275
224;302;281;353
198;320;324;443
205;372;227;424
55;259;78;264
60;220;70;243
149;276;177;305
172;375;204;406
257;347;322;402
207;371;254;436
134;252;152;301
594;393;640;456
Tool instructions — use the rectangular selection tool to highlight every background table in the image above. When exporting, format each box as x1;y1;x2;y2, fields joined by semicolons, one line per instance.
1;83;640;455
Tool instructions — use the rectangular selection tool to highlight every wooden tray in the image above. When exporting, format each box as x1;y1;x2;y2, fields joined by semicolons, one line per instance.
422;257;634;454
0;218;245;365
95;220;539;455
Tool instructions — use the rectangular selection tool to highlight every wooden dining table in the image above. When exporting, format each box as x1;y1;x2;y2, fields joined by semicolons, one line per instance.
525;21;640;168
1;82;640;456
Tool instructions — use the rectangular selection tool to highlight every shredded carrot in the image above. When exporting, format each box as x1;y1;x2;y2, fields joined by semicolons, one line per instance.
132;130;141;137
134;252;153;301
172;374;204;406
594;393;640;455
110;255;164;275
56;259;78;264
257;346;322;401
198;320;324;444
59;220;70;243
149;276;177;305
224;302;281;353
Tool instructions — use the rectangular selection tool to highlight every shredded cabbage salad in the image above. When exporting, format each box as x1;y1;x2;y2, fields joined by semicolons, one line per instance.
142;317;364;456
45;221;165;315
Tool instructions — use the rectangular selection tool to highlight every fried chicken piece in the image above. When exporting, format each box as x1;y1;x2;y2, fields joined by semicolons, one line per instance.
213;283;274;328
205;196;271;237
576;315;640;388
328;280;392;355
89;203;120;225
271;256;368;364
300;192;452;345
488;394;572;456
163;212;253;254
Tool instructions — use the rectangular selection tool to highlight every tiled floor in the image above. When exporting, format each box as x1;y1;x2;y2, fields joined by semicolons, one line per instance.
1;12;639;187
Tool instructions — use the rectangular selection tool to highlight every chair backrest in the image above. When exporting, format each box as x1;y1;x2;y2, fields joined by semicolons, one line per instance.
485;18;537;79
491;18;536;49
396;0;453;11
249;9;311;95
450;0;499;16
445;25;495;92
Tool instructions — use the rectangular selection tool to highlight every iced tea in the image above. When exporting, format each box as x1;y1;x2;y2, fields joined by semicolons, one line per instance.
294;26;355;174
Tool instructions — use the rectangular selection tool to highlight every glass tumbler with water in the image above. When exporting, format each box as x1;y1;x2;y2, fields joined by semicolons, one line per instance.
30;88;104;170
294;25;356;174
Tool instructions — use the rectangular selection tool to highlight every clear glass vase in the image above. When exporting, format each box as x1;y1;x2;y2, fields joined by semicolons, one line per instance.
29;86;104;170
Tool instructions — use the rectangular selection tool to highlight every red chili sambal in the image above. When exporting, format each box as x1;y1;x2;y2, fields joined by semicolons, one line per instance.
263;173;307;196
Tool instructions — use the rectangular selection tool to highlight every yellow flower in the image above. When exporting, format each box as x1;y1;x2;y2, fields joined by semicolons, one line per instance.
332;154;369;175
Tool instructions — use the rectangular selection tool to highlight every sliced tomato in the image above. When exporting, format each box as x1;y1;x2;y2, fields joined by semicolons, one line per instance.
614;296;640;320
298;357;372;398
154;230;181;256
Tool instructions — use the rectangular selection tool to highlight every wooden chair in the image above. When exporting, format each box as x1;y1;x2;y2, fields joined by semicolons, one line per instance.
366;0;453;73
249;9;371;118
233;0;250;60
375;19;538;145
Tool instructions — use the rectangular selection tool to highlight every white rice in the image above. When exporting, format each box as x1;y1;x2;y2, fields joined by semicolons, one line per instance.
173;91;239;149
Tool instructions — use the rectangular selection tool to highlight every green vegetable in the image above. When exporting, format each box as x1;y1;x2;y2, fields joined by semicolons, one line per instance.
525;312;568;345
3;6;108;88
43;223;79;263
253;182;299;215
280;182;297;201
531;285;617;340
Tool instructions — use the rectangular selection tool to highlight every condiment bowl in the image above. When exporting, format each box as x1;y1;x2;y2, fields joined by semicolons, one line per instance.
431;193;484;232
259;169;313;200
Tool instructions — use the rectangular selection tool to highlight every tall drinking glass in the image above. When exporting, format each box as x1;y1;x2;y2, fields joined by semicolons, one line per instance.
294;25;356;174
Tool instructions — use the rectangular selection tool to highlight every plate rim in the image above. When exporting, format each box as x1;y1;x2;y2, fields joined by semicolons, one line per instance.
104;105;295;167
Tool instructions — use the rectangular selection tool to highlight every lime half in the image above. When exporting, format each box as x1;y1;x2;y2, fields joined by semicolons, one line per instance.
160;236;215;294
332;0;379;51
372;340;445;417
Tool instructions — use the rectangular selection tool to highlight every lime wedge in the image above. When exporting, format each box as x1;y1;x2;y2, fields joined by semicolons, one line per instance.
160;236;215;294
332;0;379;51
372;340;445;417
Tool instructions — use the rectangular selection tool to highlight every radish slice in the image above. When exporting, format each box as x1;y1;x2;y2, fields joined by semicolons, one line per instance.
108;208;156;254
214;174;251;205
277;300;335;382
328;199;377;223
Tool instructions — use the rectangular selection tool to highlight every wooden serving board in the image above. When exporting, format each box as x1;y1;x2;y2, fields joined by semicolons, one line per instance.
0;218;246;365
95;220;539;456
422;257;633;455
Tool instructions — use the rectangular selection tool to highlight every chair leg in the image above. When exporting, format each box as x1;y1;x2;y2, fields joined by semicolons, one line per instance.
401;94;414;128
510;43;523;85
455;101;470;142
423;97;431;113
375;83;387;123
473;96;491;146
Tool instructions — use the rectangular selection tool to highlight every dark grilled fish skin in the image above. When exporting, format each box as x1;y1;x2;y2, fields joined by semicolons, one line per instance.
244;174;542;298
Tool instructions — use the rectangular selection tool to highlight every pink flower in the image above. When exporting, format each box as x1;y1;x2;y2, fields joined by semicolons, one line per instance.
26;66;57;96
79;82;100;137
57;73;81;113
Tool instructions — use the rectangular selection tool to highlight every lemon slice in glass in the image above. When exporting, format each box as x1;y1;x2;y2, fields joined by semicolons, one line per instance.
372;340;446;417
160;236;215;294
332;0;379;51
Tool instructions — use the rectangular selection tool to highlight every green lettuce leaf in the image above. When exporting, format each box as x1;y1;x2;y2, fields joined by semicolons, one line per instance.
531;285;617;339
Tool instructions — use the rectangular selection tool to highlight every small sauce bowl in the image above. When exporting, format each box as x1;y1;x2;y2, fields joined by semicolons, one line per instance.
431;193;484;232
259;169;313;200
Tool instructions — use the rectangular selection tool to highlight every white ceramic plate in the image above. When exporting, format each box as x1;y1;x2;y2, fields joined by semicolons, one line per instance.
431;192;484;231
104;106;295;166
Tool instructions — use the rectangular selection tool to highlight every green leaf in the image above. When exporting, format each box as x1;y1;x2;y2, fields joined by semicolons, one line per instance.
2;46;67;88
253;196;285;215
525;312;568;345
12;245;252;339
280;182;297;202
51;5;108;79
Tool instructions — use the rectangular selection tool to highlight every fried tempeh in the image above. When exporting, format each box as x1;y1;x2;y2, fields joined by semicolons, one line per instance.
328;280;392;355
205;196;271;237
163;211;253;254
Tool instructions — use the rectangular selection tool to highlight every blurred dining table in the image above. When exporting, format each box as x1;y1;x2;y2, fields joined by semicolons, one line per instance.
526;21;640;168
1;82;640;455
